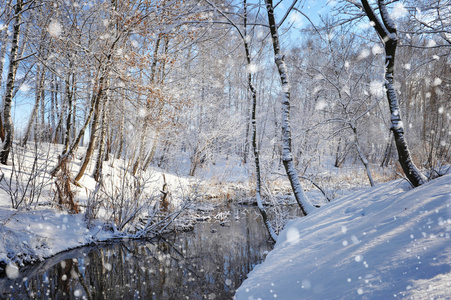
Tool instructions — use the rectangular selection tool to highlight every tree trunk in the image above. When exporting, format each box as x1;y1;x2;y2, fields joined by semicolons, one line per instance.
142;131;160;171
50;79;101;177
351;125;375;186
265;0;315;215
115;96;125;159
381;132;394;167
0;0;23;164
0;5;11;142
360;0;426;187
39;72;46;142
240;0;277;241
93;87;110;182
52;80;63;144
132;120;148;176
74;78;104;182
50;76;56;136
21;65;45;147
63;75;74;154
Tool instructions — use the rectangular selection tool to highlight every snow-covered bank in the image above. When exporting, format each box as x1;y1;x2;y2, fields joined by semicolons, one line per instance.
0;143;194;272
235;175;451;299
0;208;114;275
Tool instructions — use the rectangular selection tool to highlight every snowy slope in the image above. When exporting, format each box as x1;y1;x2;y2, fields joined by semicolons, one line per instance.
235;175;451;299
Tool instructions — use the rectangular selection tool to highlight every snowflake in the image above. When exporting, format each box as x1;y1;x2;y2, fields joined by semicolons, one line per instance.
48;20;62;37
369;80;384;98
289;11;303;27
315;99;327;110
427;40;437;47
286;227;300;244
432;77;442;86
246;63;258;74
358;49;370;60
372;44;383;56
390;2;408;19
6;263;19;279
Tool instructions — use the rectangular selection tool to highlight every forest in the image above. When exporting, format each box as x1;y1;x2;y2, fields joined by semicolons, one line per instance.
0;0;450;298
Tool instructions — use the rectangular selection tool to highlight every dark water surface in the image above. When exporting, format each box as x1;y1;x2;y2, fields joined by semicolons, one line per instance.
0;205;278;299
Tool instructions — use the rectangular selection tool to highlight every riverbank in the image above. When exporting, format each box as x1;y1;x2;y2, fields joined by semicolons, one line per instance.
0;143;270;274
235;173;451;299
0;204;274;299
0;142;401;279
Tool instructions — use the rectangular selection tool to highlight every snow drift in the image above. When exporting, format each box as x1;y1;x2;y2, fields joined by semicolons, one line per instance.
235;174;451;299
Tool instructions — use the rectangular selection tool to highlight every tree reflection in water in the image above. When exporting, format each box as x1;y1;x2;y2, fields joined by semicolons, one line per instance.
1;205;293;299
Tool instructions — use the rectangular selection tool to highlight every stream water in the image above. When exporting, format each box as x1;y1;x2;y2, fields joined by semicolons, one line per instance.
0;204;289;299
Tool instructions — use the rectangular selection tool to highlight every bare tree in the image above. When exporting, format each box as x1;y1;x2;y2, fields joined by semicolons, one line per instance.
0;0;29;164
264;0;315;214
358;0;427;187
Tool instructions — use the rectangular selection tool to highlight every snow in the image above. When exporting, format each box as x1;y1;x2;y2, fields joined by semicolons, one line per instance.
390;2;408;20
0;206;113;272
0;143;193;271
47;20;62;37
2;142;450;299
369;80;384;98
235;174;451;299
433;77;443;86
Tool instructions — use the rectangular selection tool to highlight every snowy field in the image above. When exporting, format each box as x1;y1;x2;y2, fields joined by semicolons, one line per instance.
235;174;451;299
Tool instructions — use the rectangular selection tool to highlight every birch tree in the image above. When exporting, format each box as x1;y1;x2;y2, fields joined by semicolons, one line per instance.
264;0;315;215
358;0;427;187
0;0;29;164
205;0;277;240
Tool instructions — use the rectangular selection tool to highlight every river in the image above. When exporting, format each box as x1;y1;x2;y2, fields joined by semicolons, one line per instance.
0;204;291;299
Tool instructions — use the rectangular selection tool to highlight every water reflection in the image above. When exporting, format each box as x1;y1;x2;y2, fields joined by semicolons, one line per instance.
1;205;281;299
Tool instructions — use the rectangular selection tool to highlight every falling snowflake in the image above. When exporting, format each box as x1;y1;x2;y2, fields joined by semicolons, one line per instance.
246;63;258;74
432;77;442;86
372;44;383;56
48;20;62;37
427;40;437;47
286;227;300;244
315;99;327;111
369;80;384;98
358;49;370;60
19;84;30;93
341;225;348;234
6;263;19;279
390;2;408;19
289;11;303;27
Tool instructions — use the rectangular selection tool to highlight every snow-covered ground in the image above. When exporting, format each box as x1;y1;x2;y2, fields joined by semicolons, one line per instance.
0;143;195;273
2;142;450;299
235;174;451;299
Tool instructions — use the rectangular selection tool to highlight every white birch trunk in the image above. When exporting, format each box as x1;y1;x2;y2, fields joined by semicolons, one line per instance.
0;0;23;164
360;0;426;187
265;0;315;215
